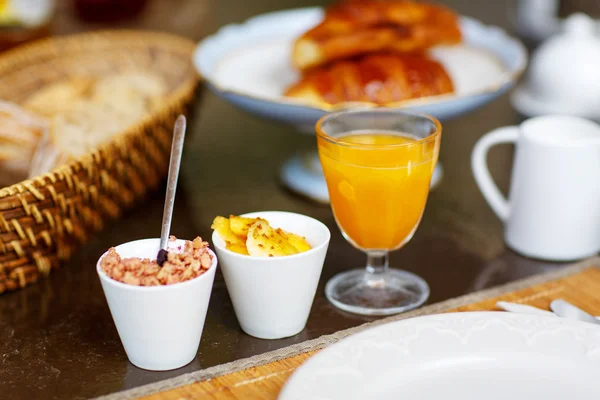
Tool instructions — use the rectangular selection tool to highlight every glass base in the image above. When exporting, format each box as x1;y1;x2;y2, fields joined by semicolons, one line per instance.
325;268;430;316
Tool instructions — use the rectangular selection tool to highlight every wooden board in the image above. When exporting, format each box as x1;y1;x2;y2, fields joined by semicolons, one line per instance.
140;267;600;400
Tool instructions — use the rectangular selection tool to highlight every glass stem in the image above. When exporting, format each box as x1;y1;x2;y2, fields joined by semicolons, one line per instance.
366;251;389;275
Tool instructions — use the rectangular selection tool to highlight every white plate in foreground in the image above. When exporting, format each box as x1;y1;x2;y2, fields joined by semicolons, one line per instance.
279;312;600;400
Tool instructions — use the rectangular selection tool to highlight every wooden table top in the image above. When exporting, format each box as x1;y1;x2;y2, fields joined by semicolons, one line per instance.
1;0;598;399
140;266;600;399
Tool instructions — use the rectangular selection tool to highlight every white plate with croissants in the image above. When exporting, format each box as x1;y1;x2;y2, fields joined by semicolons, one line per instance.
194;0;527;132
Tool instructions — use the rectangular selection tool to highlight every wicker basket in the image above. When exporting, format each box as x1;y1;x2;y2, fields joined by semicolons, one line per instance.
0;30;199;294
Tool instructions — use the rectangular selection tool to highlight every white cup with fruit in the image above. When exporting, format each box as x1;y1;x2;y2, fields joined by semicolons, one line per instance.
211;211;330;339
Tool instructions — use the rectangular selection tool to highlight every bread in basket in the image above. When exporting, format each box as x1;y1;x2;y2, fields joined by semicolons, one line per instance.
0;30;199;294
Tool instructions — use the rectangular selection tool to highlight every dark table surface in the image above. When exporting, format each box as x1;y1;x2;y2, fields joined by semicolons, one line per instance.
1;0;594;399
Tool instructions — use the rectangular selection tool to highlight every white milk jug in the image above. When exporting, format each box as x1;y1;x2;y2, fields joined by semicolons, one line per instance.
472;115;600;261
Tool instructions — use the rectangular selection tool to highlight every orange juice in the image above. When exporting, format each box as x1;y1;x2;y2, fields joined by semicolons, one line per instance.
317;131;439;250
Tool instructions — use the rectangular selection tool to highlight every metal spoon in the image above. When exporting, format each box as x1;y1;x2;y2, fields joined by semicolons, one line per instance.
550;299;600;325
157;115;187;266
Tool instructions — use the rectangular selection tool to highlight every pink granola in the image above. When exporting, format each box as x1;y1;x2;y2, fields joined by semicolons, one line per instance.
100;236;213;286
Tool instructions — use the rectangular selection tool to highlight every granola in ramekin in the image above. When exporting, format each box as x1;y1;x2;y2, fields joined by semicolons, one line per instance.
100;236;213;286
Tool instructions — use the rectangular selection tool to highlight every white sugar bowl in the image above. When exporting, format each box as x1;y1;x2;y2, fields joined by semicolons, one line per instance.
511;13;600;120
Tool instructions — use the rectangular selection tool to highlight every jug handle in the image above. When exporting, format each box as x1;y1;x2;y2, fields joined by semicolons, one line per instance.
471;126;518;221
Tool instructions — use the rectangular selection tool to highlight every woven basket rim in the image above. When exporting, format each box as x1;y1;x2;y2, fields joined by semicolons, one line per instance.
0;29;200;198
0;28;198;63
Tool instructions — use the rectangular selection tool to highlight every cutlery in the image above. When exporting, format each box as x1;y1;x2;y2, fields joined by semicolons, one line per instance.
550;299;600;325
496;301;555;316
157;115;187;266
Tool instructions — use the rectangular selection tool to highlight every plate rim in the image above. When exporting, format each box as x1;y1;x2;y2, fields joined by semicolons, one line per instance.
278;311;600;399
511;84;600;121
193;7;528;112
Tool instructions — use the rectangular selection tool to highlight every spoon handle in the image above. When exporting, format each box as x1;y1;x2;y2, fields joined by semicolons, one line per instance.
550;299;600;325
159;115;187;251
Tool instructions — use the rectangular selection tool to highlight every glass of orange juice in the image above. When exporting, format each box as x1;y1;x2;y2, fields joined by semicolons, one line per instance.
317;109;441;315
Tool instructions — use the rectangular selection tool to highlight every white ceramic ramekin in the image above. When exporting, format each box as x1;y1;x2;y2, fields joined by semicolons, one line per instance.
212;211;330;339
97;238;217;371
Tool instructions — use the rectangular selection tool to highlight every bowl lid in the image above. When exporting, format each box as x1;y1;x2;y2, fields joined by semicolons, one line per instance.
511;13;600;119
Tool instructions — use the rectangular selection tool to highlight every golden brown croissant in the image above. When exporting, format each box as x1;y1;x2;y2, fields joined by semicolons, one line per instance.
285;53;454;105
293;0;462;70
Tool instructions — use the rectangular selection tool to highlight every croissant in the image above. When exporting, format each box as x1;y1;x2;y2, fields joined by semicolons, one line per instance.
285;53;454;105
293;0;461;70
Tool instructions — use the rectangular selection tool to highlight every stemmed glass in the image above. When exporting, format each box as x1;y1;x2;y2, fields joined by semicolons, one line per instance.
316;109;441;316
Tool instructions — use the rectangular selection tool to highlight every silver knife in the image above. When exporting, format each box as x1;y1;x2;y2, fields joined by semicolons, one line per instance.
550;299;600;325
496;301;555;316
